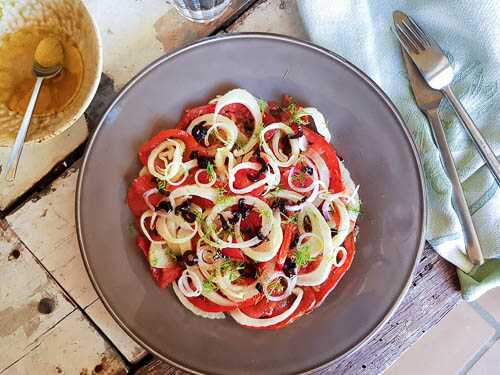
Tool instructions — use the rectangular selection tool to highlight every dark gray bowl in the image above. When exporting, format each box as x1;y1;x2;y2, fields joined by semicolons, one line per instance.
77;33;425;375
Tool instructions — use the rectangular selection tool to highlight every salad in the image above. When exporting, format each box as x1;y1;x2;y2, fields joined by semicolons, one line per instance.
127;89;361;329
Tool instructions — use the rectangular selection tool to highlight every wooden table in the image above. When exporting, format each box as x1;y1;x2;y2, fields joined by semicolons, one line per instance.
0;1;461;374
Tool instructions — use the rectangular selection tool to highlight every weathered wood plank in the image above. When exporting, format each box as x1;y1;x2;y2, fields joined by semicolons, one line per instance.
0;222;127;374
226;0;307;39
134;245;460;375
6;168;148;363
2;309;127;375
86;299;146;364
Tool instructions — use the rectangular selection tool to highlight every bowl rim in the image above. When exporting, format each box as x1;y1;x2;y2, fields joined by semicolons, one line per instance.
76;32;427;374
3;0;104;145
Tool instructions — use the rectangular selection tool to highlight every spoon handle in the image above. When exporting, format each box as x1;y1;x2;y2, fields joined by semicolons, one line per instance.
4;76;44;182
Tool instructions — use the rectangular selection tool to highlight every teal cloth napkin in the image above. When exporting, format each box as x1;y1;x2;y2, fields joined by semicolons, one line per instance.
298;0;500;300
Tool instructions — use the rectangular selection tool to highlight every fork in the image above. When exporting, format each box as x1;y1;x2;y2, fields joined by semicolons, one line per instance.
393;10;500;185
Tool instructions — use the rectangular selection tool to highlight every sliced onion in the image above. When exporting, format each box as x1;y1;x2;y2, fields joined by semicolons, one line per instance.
148;242;175;268
297;107;331;142
262;271;296;301
287;157;318;193
195;169;216;187
214;89;262;156
229;288;303;327
296;232;323;258
285;180;325;212
203;196;273;249
307;149;330;191
147;139;184;180
235;210;283;262
190;267;236;307
215;147;235;182
260;123;299;167
216;272;259;302
228;162;268;194
169;185;218;208
296;203;334;286
143;188;159;212
265;189;302;202
156;213;197;244
140;210;165;244
332;246;348;268
172;283;225;319
178;268;203;297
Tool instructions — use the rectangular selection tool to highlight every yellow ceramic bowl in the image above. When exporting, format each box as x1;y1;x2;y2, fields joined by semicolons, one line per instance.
0;0;102;146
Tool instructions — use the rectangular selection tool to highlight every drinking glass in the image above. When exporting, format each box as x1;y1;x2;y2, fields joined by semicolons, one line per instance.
171;0;231;23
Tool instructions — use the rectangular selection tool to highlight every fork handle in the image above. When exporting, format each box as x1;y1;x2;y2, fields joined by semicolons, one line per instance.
442;85;500;184
426;108;484;266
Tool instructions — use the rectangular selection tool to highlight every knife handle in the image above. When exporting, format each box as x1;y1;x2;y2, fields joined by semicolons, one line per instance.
426;109;484;266
442;86;500;185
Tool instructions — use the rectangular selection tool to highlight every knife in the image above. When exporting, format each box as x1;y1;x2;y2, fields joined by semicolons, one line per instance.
400;48;484;266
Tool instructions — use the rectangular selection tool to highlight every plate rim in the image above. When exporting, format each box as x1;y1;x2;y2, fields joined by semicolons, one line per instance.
76;32;427;375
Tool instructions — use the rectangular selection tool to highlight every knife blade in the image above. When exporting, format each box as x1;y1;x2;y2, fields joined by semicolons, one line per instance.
400;48;484;266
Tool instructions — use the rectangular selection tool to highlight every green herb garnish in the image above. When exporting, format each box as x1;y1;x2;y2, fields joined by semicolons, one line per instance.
202;276;218;293
294;244;313;268
127;223;137;237
348;201;363;215
219;259;245;282
156;178;166;191
216;188;235;205
287;103;306;125
206;161;216;180
259;208;272;220
283;214;298;224
258;98;268;113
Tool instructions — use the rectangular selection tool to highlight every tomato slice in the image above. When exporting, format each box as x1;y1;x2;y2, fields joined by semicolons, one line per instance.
127;175;162;217
150;265;183;288
187;296;236;313
275;223;297;268
313;233;356;306
136;234;150;258
176;104;216;130
300;126;343;193
222;248;246;262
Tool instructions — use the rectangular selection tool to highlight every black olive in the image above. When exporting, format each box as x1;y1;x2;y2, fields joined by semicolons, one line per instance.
242;227;255;239
219;214;230;231
228;211;241;225
182;250;198;266
256;282;263;293
237;198;251;219
256;230;266;241
192;122;208;143
190;151;199;160
174;200;191;215
330;228;338;236
182;211;197;223
303;216;312;232
288;128;303;140
271;199;281;209
282;137;292;154
158;201;172;212
283;258;297;277
291;233;299;249
243;119;254;132
301;165;314;175
239;262;256;278
159;189;171;197
197;155;211;169
338;154;344;162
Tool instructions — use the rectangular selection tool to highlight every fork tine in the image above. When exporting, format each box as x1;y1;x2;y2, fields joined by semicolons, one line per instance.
405;17;431;48
391;26;413;55
395;23;421;53
400;19;426;51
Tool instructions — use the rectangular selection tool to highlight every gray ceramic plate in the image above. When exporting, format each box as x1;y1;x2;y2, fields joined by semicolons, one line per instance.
77;34;425;375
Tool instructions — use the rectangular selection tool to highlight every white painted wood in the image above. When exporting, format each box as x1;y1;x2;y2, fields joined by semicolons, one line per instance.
6;170;148;362
0;223;126;374
86;300;146;363
227;0;307;39
8;169;97;308
2;309;127;375
0;118;87;210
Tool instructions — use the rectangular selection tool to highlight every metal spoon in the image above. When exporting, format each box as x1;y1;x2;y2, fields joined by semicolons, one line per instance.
4;60;63;181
